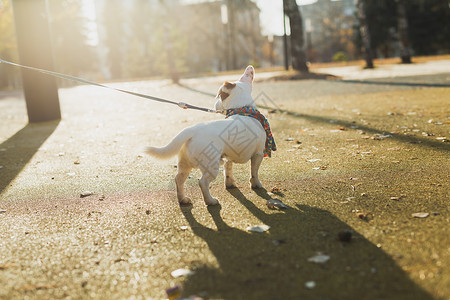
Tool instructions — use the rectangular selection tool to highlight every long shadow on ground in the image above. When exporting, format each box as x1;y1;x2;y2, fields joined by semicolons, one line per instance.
271;108;450;152
0;121;59;194
180;188;433;300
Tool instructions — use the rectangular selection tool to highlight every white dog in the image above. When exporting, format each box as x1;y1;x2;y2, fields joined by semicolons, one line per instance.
146;66;276;205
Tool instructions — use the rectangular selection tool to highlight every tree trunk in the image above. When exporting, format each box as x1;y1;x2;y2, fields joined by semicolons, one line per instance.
356;0;374;69
103;0;123;79
396;0;412;64
283;0;308;73
12;0;61;122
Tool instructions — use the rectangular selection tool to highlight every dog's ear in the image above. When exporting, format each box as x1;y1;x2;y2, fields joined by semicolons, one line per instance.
224;81;236;89
239;65;255;84
217;81;236;101
219;90;230;101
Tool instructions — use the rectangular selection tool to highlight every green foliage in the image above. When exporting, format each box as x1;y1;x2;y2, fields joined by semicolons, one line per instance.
332;51;348;62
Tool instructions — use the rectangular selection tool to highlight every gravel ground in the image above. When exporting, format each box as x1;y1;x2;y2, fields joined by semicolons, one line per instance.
0;61;449;299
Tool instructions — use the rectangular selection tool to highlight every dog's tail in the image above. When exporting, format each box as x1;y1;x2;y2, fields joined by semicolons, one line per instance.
146;127;194;159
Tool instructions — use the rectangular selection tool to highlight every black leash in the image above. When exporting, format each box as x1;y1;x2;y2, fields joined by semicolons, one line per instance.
0;58;223;114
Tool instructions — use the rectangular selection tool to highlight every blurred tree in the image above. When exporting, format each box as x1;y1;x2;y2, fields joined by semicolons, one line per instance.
407;0;450;55
123;0;156;79
355;0;449;61
47;0;97;79
156;0;187;82
301;0;358;62
0;0;19;89
182;2;225;73
182;0;262;73
395;0;412;63
102;0;125;79
227;0;263;70
356;0;374;68
363;0;397;59
283;0;308;72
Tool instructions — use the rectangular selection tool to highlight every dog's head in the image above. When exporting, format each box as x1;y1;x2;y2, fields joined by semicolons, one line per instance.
215;65;255;111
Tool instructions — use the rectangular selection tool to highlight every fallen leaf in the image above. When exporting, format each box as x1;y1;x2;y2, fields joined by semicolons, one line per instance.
80;191;94;198
308;159;321;162
270;186;281;193
247;225;270;233
266;199;289;209
307;254;330;263
0;210;6;214
0;263;15;270
411;212;429;218
22;284;58;291
356;212;373;221
305;281;316;289
166;285;182;299
171;268;194;278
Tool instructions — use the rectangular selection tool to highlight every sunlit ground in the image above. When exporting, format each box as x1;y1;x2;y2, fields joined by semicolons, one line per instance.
0;60;449;298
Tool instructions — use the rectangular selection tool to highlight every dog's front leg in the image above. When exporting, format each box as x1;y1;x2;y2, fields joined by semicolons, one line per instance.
250;154;263;189
224;160;237;189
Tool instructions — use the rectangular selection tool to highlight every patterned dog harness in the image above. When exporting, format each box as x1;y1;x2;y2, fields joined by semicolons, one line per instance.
225;106;277;157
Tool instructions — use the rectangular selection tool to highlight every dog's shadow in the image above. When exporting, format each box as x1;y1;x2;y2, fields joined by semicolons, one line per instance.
179;188;433;300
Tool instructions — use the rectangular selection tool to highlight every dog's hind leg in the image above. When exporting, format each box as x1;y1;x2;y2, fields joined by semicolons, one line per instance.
250;153;263;189
224;160;237;189
199;165;220;206
176;160;192;205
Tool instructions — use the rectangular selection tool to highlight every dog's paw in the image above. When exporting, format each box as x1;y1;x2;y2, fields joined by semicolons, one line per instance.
226;183;237;189
225;177;237;189
179;197;192;205
250;178;263;189
205;198;219;206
